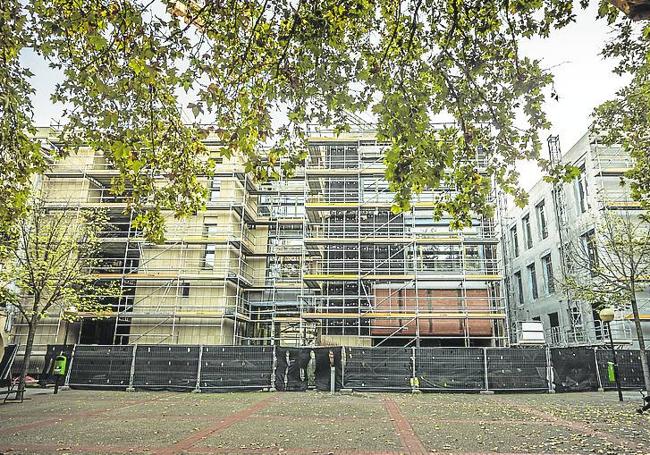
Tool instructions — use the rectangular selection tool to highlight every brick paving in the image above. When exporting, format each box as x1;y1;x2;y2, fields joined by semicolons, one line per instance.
0;390;648;454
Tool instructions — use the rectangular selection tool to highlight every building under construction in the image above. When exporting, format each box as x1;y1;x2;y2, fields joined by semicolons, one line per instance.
504;132;650;348
8;125;508;354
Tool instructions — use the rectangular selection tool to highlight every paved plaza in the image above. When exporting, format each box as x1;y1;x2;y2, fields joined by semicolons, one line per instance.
0;390;649;454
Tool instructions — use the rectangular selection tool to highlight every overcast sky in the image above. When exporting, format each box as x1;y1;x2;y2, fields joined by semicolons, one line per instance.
22;2;628;191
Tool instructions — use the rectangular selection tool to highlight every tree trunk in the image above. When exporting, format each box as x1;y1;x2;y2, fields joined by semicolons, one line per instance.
631;286;650;392
17;319;38;401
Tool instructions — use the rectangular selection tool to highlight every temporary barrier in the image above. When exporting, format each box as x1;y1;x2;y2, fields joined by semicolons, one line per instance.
39;344;74;385
343;347;412;391
313;347;342;391
595;348;646;389
68;345;133;388
200;346;273;391
417;347;484;391
275;347;311;391
550;347;599;392
57;344;649;394
133;345;200;391
486;347;548;391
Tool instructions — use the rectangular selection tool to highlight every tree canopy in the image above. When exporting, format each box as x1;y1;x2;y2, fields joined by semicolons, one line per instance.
0;0;645;242
0;197;116;398
593;5;650;217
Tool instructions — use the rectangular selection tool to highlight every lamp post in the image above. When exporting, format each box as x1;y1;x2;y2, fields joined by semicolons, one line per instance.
599;307;623;402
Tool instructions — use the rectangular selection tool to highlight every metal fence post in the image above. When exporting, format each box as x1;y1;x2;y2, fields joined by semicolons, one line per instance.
594;347;604;391
194;345;203;393
482;347;490;392
64;344;76;387
284;349;289;390
270;344;276;392
340;347;346;390
546;345;555;393
126;344;137;392
410;346;419;392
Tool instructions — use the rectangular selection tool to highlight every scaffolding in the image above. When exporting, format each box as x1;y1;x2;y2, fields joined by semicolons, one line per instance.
499;133;644;348
296;126;507;347
10;125;509;351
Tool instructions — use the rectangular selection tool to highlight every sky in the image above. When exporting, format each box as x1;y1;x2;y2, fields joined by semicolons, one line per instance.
22;2;629;192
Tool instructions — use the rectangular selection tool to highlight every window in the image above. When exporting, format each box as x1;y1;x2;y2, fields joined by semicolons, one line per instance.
581;229;598;276
203;244;216;269
514;271;524;306
203;224;218;238
209;177;221;202
541;254;555;294
181;282;190;298
420;245;462;272
522;215;533;250
575;165;589;214
527;263;538;300
510;226;519;257
535;201;548;239
569;306;583;328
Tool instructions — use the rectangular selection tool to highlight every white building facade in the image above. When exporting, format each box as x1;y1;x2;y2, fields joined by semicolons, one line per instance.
505;132;650;348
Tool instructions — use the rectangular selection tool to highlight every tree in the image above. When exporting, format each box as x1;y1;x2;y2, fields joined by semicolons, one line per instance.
0;198;116;400
593;4;650;217
6;0;628;243
561;210;650;392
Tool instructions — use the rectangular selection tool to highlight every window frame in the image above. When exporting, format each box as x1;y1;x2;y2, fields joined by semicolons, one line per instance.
203;244;216;269
575;164;589;214
535;200;548;240
514;271;524;306
510;225;519;257
522;214;533;250
209;177;221;202
527;262;539;300
541;253;555;294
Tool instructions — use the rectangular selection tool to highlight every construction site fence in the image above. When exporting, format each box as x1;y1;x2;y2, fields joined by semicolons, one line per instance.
27;345;650;393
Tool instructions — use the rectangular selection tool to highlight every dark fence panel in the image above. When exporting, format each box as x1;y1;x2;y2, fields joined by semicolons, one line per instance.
313;347;342;391
133;345;199;390
200;346;273;391
275;347;310;391
551;347;598;392
12;354;46;378
343;347;412;391
39;344;74;384
486;348;548;391
61;344;648;394
417;347;484;391
595;348;646;389
69;345;133;388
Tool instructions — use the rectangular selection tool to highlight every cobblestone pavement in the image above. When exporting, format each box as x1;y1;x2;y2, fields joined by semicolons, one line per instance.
0;390;648;454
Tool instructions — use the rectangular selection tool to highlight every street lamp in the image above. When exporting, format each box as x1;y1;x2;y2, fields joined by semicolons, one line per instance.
599;307;623;402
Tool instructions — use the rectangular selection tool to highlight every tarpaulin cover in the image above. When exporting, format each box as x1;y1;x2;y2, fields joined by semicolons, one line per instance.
595;348;646;389
0;344;18;382
133;345;199;390
343;347;411;390
39;344;74;384
551;347;598;392
200;346;272;391
275;347;310;391
313;347;343;391
486;348;548;390
417;347;484;391
68;345;133;388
